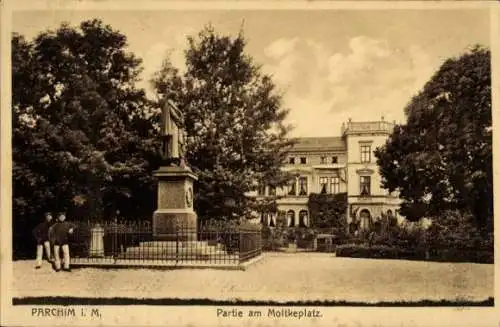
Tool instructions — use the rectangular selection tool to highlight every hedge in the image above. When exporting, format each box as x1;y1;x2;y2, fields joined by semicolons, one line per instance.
262;226;318;251
336;244;493;264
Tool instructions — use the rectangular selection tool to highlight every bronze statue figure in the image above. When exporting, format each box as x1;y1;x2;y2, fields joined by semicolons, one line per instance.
160;99;186;167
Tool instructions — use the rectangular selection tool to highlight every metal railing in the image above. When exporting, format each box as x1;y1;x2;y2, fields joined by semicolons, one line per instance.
68;220;262;266
342;120;394;135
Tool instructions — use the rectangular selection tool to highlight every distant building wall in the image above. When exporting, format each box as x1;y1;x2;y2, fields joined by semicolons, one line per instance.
249;118;402;232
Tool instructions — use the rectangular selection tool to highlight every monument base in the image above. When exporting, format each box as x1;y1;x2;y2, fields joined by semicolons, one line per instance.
152;209;197;241
152;165;198;241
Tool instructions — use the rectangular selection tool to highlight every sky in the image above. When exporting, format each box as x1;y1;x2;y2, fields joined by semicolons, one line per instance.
13;9;490;137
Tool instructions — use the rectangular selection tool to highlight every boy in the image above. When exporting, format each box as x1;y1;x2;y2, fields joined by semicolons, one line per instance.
49;212;76;272
32;212;54;269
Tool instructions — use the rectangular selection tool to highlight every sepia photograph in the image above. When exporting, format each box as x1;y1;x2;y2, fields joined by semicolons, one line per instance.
1;1;497;326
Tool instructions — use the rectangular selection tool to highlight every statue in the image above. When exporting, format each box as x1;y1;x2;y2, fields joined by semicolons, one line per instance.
152;99;197;242
160;99;187;167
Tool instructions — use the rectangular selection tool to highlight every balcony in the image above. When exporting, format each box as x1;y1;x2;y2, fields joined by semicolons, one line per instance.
276;196;309;205
311;163;346;170
282;165;314;173
342;120;394;136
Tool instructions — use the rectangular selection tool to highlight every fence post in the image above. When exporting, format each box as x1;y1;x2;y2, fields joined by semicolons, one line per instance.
175;224;179;264
239;227;243;264
258;229;262;256
113;218;118;263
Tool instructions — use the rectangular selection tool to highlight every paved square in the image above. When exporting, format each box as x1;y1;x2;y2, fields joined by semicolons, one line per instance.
12;253;493;303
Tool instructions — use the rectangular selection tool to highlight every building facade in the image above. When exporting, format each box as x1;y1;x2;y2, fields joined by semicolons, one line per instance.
255;118;402;233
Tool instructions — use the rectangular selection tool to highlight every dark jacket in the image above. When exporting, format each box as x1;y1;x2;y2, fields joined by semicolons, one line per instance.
48;221;76;245
32;221;53;244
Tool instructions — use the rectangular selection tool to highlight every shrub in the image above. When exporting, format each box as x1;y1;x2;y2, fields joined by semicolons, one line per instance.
308;192;347;229
369;223;426;249
262;226;288;250
429;249;493;264
336;243;493;264
424;210;492;252
336;244;425;260
294;228;316;249
334;210;493;263
262;227;322;251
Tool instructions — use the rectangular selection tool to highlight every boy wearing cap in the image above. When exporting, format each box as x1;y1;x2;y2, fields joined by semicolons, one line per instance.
32;212;55;269
49;212;76;272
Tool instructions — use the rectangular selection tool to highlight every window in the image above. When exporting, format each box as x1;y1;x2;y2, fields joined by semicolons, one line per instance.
277;211;286;227
289;157;295;164
331;156;338;164
269;215;276;227
298;177;308;196
257;184;265;196
320;156;327;164
360;209;371;230
268;186;276;196
360;176;371;196
299;210;309;227
260;213;268;225
319;177;328;194
288;179;297;196
300;157;307;164
331;177;340;194
360;145;371;163
287;210;296;227
387;210;397;227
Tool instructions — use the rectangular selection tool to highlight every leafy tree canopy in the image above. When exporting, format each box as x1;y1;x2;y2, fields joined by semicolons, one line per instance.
151;25;295;222
12;19;160;224
308;192;347;230
375;46;491;231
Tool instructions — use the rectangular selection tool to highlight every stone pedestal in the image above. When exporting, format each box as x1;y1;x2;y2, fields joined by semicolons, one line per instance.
152;166;198;241
89;225;105;257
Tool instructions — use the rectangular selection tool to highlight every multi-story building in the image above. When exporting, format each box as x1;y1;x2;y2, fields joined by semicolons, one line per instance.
255;117;402;233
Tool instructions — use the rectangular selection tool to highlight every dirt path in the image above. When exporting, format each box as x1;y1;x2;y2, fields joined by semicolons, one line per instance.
11;253;493;303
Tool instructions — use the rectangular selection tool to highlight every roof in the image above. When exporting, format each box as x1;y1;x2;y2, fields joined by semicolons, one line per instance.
291;137;346;152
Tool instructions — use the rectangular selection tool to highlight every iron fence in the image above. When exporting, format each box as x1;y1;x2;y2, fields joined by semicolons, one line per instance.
69;220;262;266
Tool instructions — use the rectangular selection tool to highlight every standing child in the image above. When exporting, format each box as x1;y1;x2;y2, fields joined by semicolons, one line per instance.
32;212;54;269
49;212;76;272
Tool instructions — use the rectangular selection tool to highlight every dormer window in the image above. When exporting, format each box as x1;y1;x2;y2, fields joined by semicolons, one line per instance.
300;157;307;164
289;157;295;164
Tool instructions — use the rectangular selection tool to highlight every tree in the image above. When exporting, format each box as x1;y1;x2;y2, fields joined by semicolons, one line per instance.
151;25;295;222
375;46;492;231
307;193;347;231
12;20;160;257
